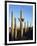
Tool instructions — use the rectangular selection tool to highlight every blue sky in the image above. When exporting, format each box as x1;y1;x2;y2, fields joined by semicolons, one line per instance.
9;4;33;27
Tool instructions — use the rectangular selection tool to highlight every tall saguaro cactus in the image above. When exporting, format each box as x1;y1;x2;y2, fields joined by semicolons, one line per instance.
11;11;14;38
18;10;24;37
14;17;17;39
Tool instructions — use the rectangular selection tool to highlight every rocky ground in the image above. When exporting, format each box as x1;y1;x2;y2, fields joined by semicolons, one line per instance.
9;27;33;41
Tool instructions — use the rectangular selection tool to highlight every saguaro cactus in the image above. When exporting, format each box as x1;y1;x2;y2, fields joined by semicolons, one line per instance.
14;17;17;39
18;10;24;37
11;11;14;38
